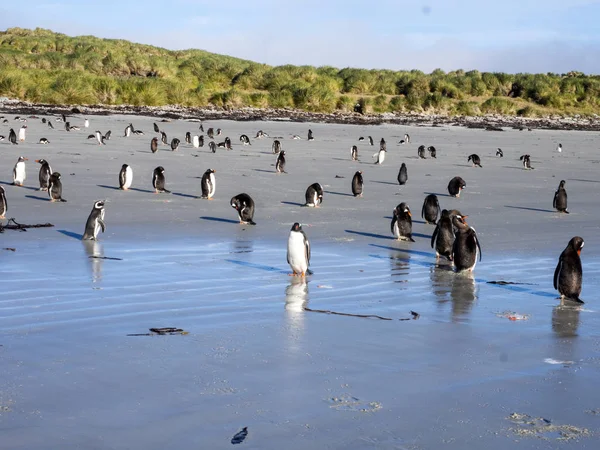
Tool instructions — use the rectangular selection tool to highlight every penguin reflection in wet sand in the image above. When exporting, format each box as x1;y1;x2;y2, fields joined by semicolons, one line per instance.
276;151;287;173
451;215;481;272
448;176;466;197
431;209;455;261
554;236;584;304
0;186;6;219
287;223;311;277
553;180;569;213
421;194;440;224
36;159;52;191
304;183;323;207
200;169;216;199
119;164;133;190
48;172;67;202
391;203;414;242
231;193;256;225
397;163;408;187
13;156;28;186
152;166;171;193
468;154;482;167
82;200;106;240
352;171;363;197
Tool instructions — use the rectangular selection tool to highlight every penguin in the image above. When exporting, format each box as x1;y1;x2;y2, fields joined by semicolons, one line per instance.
373;146;386;165
404;133;411;144
427;146;437;158
185;132;192;144
64;121;71;132
224;136;232;150
209;141;216;153
18;125;27;141
207;128;215;139
380;138;386;152
239;134;251;145
431;209;455;261
132;129;144;136
200;169;216;199
417;145;426;159
287;222;311;276
42;118;47;124
68;124;80;131
391;202;414;242
171;138;180;151
255;130;265;139
421;194;440;224
161;131;168;145
152;166;171;193
150;137;158;153
451;215;481;272
448;176;466;197
48;121;54;129
48;172;66;202
553;236;584;303
368;136;374;146
358;136;365;142
553;180;569;213
272;140;282;154
397;163;408;186
351;171;364;197
520;154;533;169
230;193;256;225
38;138;50;144
307;129;314;141
199;123;204;132
8;128;17;144
12;156;28;186
84;118;89;128
217;141;227;149
0;135;4;141
82;200;106;241
216;128;222;136
153;123;160;133
468;154;482;167
61;113;67;123
304;183;323;207
95;130;105;145
276;151;287;173
351;145;358;161
124;123;133;137
557;143;562;153
0;186;6;219
103;130;111;141
496;148;503;157
192;135;200;148
35;159;52;191
198;135;204;147
119;164;133;190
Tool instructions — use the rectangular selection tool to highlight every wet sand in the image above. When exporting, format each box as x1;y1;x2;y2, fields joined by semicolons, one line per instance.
1;115;600;448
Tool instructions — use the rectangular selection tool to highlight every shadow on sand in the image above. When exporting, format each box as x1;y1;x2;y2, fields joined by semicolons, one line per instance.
504;205;555;213
345;229;393;240
281;201;305;207
58;229;84;240
25;195;49;201
200;216;239;224
325;191;355;197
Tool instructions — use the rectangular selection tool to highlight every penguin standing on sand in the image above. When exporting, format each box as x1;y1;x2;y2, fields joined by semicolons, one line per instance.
84;118;89;128
18;125;27;141
8;128;17;144
209;141;217;153
431;209;455;261
496;148;503;157
553;180;569;213
352;171;363;197
104;130;111;141
153;123;160;133
421;194;440;224
448;176;466;197
451;215;481;272
161;131;168;145
230;193;256;225
35;159;52;191
428;146;437;158
368;136;374;146
119;164;133;190
82;200;106;240
307;129;314;141
185;132;191;144
13;156;28;186
520;154;533;169
397;163;408;186
48;172;66;202
150;137;158;153
404;133;411;143
287;222;311;276
304;183;323;207
557;143;562;153
272;140;282;154
351;145;358;161
240;134;251;145
171;138;180;151
391;203;414;242
207;128;215;139
554;236;584;303
224;137;232;150
418;145;426;159
124;123;133;137
192;135;200;148
152;166;171;193
276;151;287;173
95;130;105;145
200;169;216;199
48;121;54;129
0;186;6;219
468;154;482;167
39;138;49;144
374;144;386;165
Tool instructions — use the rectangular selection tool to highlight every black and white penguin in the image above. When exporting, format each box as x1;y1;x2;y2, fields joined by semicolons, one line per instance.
207;128;215;139
307;129;314;141
404;133;411;144
200;169;216;199
448;176;466;197
421;194;440;224
124;123;133;137
368;136;374;146
554;236;584;303
119;164;133;190
153;123;160;133
82;200;106;241
230;193;256;225
68;124;80;131
198;135;204;147
391;203;414;242
496;148;503;157
13;156;28;186
0;186;6;219
0;135;4;141
48;172;66;202
95;130;105;145
18;125;27;141
132;128;144;135
209;141;217;153
161;131;168;145
428;146;437;158
171;138;180;151
185;132;192;144
217;141;227;149
351;145;359;161
553;180;569;213
152;166;171;193
520;154;533;169
380;138;387;152
239;134;251;145
42;117;47;124
304;183;323;207
61;113;67;123
272;140;282;154
65;121;72;132
103;130;111;141
216;128;222;136
87;134;95;140
192;135;200;148
373;146;386;165
84;118;89;128
417;145;426;159
397;163;408;186
351;171;363;197
468;154;482;167
358;136;365;142
255;130;265;139
224;136;232;150
287;222;311;276
431;209;455;261
8;128;17;145
557;143;562;153
276;151;287;173
35;159;52;191
38;138;50;144
48;121;54;129
199;123;204;132
451;215;481;272
150;137;158;153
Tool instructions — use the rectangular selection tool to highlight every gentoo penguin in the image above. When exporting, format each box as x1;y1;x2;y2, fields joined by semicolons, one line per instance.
95;130;105;145
192;135;200;148
272;140;282;154
291;134;302;140
287;223;311;277
48;121;54;129
152;166;171;193
358;136;365;142
431;209;455;261
428;146;437;158
161;131;168;145
351;145;358;161
421;194;440;224
124;123;133;137
185;132;191;144
209;141;217;153
8;128;17;144
307;129;314;141
35;159;52;191
39;138;49;144
200;169;216;199
230;193;256;225
554;236;584;303
133;129;144;136
239;134;251;145
13;156;28;186
553;180;569;213
276;151;287;173
119;164;133;190
0;186;6;219
557;143;563;153
82;200;106;241
0;135;4;141
391;202;414;242
153;123;160;133
304;183;323;207
351;171;364;197
18;125;27;141
224;136;232;150
150;137;158;153
368;136;374;146
42;118;47;124
451;215;481;272
48;172;66;202
448;176;466;197
61;113;67;123
67;123;80;131
84;118;89;128
199;123;204;132
207;128;215;139
216;128;222;136
397;163;408;186
198;135;204;147
496;148;503;157
468;154;482;167
404;133;411;144
374;146;386;165
417;145;426;159
171;138;180;151
380;138;387;152
64;121;71;132
103;130;111;140
217;141;227;149
255;130;265;139
520;154;533;169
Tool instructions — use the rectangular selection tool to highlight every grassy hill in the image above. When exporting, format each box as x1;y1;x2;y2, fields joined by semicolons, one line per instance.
1;27;600;116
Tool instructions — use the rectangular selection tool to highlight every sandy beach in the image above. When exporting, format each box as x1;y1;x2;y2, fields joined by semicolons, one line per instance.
1;113;599;449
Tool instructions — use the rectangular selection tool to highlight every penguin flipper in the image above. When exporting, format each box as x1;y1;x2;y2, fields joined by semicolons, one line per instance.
98;219;106;233
476;235;482;261
553;192;558;209
553;259;562;290
431;225;439;249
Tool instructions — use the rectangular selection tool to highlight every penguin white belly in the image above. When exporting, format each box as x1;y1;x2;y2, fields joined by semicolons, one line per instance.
18;128;25;141
123;166;133;189
288;233;308;274
392;221;400;239
378;151;385;164
14;162;26;184
209;173;216;197
192;135;199;148
94;210;105;238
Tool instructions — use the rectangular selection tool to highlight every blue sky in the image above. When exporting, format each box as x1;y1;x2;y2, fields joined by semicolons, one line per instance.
1;0;599;73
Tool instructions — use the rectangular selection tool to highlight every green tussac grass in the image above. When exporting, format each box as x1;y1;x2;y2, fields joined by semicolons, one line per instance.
1;27;600;116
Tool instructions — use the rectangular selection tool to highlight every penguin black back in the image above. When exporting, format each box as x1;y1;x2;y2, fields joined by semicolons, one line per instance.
418;145;426;159
391;202;414;242
161;131;168;145
468;154;482;167
520;154;533;169
48;172;66;202
209;141;216;153
200;169;216;199
272;140;281;154
153;123;160;133
207;128;215;139
496;148;503;157
397;163;408;186
35;159;52;191
276;151;287;173
553;180;568;213
351;145;358;161
380;138;386;152
421;194;440;224
428;146;437;158
0;186;6;218
451;215;482;272
304;183;324;207
448;176;466;197
230;193;256;225
554;236;584;303
351;171;363;197
150;137;158;153
308;129;314;141
152;166;170;193
171;138;180;151
431;209;455;261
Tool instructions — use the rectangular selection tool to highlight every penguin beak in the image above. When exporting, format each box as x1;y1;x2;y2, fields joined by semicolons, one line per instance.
35;159;41;163
578;248;582;256
24;158;29;161
406;210;411;217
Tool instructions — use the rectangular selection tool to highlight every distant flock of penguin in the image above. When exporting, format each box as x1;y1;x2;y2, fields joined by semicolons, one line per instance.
0;114;584;304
